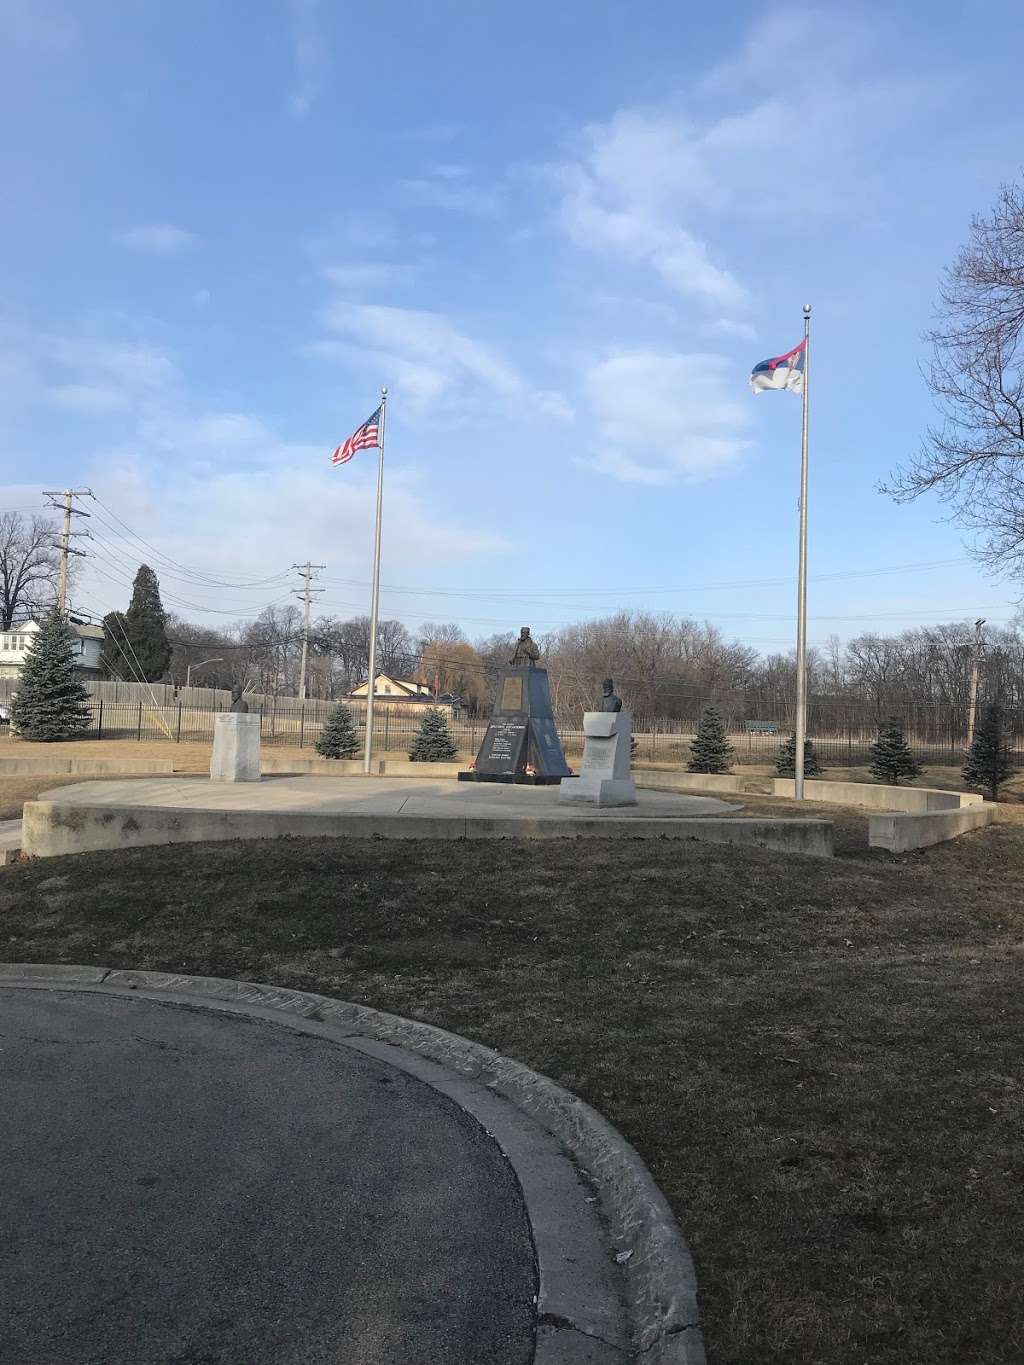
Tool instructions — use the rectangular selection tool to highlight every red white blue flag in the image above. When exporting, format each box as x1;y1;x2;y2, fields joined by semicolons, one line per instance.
331;405;382;465
749;339;806;394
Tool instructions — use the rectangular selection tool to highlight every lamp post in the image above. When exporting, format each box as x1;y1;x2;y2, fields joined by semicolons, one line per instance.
186;657;222;688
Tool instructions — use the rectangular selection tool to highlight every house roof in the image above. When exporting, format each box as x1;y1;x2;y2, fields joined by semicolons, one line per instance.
352;674;431;694
14;619;105;641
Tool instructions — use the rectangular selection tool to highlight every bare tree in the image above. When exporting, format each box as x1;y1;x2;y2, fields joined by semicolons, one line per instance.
0;512;62;628
882;181;1024;579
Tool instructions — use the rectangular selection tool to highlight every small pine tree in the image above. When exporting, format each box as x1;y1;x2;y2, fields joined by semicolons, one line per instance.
315;703;360;759
10;612;92;741
687;706;733;774
962;703;1012;801
869;716;923;785
409;706;458;762
776;735;824;777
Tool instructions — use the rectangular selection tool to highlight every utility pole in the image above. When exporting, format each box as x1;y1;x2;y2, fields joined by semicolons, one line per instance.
42;488;93;615
966;617;986;748
292;561;325;700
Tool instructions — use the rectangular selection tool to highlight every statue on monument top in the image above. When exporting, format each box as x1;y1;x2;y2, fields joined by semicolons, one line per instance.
509;626;540;668
229;683;249;713
598;678;623;712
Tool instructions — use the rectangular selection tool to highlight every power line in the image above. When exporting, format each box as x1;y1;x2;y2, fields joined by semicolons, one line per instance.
87;494;293;590
317;555;974;604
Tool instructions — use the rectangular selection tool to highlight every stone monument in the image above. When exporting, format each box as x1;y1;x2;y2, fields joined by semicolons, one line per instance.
459;627;570;784
560;678;637;807
211;685;262;782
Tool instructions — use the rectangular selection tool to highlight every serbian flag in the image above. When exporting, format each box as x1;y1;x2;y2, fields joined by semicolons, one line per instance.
749;339;806;394
330;405;382;465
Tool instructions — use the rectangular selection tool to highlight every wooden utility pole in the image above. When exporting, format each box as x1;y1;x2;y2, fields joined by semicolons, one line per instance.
966;617;986;748
42;488;92;614
292;561;325;700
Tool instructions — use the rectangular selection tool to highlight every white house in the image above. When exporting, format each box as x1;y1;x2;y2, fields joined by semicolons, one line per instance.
349;673;434;702
0;619;105;681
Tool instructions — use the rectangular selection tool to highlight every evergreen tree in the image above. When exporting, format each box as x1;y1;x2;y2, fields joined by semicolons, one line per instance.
776;735;824;777
108;565;171;682
687;706;733;773
869;716;923;785
315;703;360;759
10;611;91;741
409;707;458;761
100;610;129;678
962;703;1012;800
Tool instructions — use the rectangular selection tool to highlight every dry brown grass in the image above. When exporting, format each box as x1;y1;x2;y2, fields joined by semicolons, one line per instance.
2;824;1023;1363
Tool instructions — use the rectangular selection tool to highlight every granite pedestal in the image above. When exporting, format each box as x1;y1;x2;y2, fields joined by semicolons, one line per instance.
211;712;262;783
460;666;570;784
560;710;637;807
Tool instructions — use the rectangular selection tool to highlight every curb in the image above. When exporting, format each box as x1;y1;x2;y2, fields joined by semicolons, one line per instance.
0;963;705;1365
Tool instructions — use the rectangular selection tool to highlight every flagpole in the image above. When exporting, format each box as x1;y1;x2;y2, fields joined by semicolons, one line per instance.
363;387;387;774
794;305;811;800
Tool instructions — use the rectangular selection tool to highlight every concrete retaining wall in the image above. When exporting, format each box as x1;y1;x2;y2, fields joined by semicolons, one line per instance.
869;804;995;852
772;778;983;813
0;757;175;776
634;770;771;796
260;756;465;779
22;800;833;860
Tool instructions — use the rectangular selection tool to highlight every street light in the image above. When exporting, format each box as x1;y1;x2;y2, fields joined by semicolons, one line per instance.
185;657;223;687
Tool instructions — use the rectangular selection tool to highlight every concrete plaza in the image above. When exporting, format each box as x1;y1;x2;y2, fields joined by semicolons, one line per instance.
20;774;836;857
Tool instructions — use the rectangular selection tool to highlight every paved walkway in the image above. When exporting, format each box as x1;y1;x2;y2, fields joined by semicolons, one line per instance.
1;989;537;1364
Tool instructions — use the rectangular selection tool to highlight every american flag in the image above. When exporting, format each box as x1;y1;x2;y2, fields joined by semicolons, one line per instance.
330;404;382;466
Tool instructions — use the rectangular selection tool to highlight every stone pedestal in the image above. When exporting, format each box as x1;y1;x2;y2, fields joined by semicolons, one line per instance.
459;666;570;784
211;713;262;783
560;710;637;807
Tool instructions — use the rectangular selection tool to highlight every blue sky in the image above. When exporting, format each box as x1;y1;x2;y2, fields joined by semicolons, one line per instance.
2;0;1023;650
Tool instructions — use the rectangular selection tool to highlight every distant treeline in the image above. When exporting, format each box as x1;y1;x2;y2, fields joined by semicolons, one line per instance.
150;606;1024;743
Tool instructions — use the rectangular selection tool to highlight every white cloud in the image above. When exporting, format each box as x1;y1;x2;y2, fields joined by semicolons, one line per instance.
65;447;503;626
553;111;746;312
711;318;757;342
322;263;413;293
137;412;272;451
319;301;572;419
287;0;326;117
401;176;501;217
114;224;198;253
46;383;131;414
582;351;751;484
550;15;944;319
47;336;179;393
698;10;874;97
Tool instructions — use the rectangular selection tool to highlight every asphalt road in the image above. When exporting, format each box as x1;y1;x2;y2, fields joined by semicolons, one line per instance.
0;989;537;1365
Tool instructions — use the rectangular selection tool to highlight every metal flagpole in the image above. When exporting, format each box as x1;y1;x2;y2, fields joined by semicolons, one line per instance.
794;305;811;800
363;388;387;773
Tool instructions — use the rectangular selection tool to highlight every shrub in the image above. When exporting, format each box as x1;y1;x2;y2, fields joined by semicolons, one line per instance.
409;707;458;762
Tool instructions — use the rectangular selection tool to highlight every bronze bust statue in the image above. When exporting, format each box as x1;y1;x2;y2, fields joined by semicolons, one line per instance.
598;678;622;712
229;683;249;713
509;626;540;668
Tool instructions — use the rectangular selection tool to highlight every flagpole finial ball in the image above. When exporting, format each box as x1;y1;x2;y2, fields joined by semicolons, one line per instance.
803;303;812;315
381;385;388;396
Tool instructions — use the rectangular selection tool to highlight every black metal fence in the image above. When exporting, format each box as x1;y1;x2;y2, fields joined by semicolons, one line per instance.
37;700;1024;770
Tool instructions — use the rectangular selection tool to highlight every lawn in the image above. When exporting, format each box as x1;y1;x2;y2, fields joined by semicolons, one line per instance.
2;823;1022;1363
